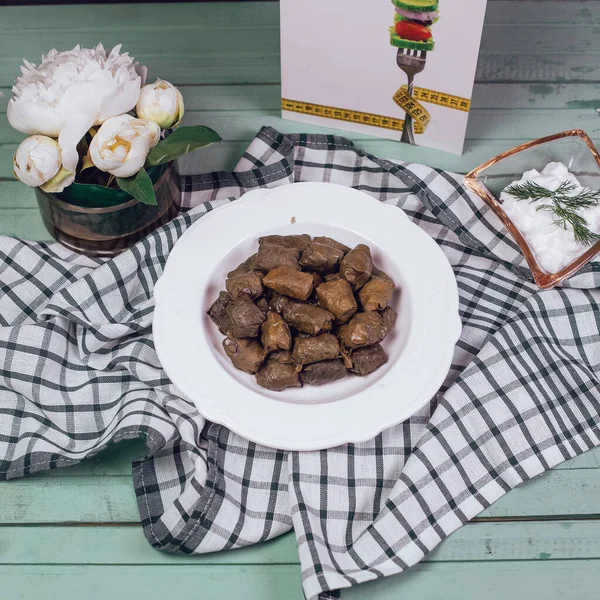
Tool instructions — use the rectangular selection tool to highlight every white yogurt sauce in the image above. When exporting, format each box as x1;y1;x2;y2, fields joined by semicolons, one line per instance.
500;162;600;274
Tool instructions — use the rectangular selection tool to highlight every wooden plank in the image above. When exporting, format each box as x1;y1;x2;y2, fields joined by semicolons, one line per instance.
2;467;600;524
1;436;598;482
5;132;600;238
1;476;139;523
3;561;600;600
3;519;600;565
0;139;572;229
0;54;278;87
0;2;596;33
1;83;600;114
0;527;300;566
0;208;49;241
472;83;600;110
1;53;598;88
1;565;306;600
1;105;599;179
485;1;600;25
0;4;598;86
0;84;285;113
167;109;600;143
556;447;600;469
0;143;568;238
344;137;600;176
0;139;591;190
1;105;598;151
1;25;599;64
475;55;600;85
0;31;280;63
0;2;280;31
344;560;600;600
0;181;38;210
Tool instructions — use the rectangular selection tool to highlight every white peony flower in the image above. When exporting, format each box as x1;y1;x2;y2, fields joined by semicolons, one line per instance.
136;79;185;129
13;135;62;187
7;44;146;173
89;114;160;178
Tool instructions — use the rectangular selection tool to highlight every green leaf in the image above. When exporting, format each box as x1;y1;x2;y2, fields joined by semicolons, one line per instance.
116;168;157;206
145;125;222;167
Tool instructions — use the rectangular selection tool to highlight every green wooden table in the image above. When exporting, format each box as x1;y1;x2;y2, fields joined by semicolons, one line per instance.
2;2;600;598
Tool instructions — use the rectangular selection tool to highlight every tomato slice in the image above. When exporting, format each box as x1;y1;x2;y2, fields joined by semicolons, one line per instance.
394;21;432;41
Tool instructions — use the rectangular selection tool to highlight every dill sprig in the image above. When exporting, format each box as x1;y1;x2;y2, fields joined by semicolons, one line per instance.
505;180;576;202
504;179;600;246
537;204;600;245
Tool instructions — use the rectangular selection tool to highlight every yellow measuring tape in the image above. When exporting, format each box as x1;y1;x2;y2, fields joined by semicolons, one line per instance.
409;86;471;112
392;88;430;132
282;98;408;133
282;86;471;136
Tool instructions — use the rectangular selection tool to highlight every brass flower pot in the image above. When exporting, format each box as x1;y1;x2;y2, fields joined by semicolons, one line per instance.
35;161;179;257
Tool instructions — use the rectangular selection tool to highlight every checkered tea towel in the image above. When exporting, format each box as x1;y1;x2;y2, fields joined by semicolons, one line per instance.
2;127;600;600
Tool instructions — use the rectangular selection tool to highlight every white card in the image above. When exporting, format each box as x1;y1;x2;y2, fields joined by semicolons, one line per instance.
280;0;488;155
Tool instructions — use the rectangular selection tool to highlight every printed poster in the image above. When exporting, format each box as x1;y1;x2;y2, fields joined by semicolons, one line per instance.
280;0;488;155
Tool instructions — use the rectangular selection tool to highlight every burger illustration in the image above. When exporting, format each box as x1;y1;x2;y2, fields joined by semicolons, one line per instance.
390;0;440;144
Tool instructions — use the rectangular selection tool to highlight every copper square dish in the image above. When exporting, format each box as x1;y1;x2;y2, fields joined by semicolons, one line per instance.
464;130;600;289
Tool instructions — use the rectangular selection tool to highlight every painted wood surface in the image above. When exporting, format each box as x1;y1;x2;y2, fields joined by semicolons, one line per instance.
4;562;600;600
2;519;600;565
3;465;600;525
0;1;599;599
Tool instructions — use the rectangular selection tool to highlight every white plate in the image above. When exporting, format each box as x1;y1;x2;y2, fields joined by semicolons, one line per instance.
153;183;461;450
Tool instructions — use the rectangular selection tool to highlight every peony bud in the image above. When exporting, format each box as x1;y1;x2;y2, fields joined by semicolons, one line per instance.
13;135;62;187
89;114;160;178
136;79;184;129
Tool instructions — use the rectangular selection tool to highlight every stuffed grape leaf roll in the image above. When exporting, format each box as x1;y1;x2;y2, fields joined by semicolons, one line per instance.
316;279;357;324
349;344;388;376
255;244;301;272
312;236;351;254
226;293;266;338
292;334;340;366
225;270;264;298
282;302;334;336
299;242;345;272
223;337;265;373
380;306;398;337
268;292;292;314
269;349;295;364
207;291;233;335
358;276;395;311
342;312;386;349
339;244;373;290
300;359;347;386
263;266;314;301
261;311;292;353
227;253;257;278
255;356;301;391
256;297;269;315
258;234;311;252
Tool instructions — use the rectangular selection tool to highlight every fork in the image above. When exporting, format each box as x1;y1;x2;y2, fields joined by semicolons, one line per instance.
396;48;427;145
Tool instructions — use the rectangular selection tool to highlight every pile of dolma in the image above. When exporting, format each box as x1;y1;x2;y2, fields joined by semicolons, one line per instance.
208;235;397;391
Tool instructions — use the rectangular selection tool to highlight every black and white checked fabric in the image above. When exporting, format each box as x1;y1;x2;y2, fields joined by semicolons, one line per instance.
2;126;600;599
